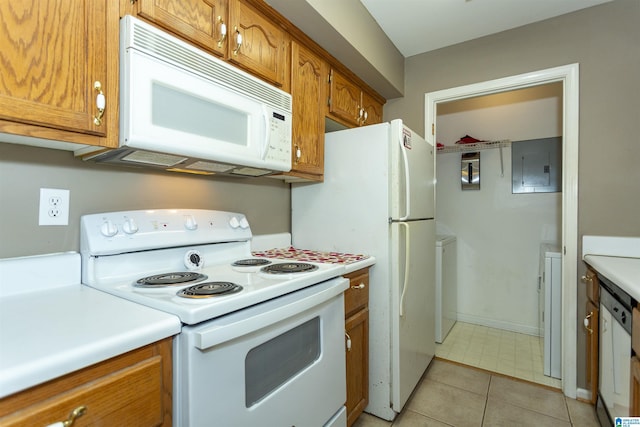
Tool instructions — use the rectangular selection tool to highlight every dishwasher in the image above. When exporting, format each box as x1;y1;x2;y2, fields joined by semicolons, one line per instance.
597;274;633;426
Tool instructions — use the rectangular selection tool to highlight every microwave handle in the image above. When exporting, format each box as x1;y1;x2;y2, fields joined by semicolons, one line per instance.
262;106;270;160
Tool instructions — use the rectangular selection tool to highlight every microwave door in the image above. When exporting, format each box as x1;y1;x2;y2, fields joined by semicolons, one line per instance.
123;49;264;163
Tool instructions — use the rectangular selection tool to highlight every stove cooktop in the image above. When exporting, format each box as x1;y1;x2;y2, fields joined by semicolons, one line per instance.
87;258;344;324
80;209;346;324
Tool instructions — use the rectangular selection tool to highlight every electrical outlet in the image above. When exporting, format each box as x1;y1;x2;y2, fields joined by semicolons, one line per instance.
39;188;70;226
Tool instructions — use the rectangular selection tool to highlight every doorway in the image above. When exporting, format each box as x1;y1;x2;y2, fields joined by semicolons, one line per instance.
425;63;579;399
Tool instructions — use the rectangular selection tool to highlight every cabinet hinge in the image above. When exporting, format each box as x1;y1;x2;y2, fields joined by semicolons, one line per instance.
328;69;333;84
432;123;435;136
327;97;332;107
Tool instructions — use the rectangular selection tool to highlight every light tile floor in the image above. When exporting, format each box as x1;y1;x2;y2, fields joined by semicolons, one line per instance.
435;321;562;388
353;359;600;427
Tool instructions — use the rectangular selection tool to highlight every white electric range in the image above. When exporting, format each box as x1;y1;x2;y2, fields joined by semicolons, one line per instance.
80;209;348;427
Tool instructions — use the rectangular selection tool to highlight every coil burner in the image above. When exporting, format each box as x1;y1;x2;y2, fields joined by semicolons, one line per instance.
135;272;207;287
177;282;243;298
231;258;272;267
261;262;319;274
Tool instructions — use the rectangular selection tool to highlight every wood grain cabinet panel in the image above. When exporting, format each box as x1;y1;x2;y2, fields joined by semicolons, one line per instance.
228;0;288;87
328;68;384;128
287;41;327;180
345;307;368;427
0;339;173;427
631;355;640;416
582;266;599;405
344;268;370;427
361;91;383;126
585;299;599;405
328;69;363;128
0;0;118;147
136;0;228;57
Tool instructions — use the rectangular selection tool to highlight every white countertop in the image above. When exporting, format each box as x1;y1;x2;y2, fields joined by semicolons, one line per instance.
582;235;640;302
583;255;640;301
0;281;181;399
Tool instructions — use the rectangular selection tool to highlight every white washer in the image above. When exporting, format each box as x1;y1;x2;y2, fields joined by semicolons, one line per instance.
436;235;457;343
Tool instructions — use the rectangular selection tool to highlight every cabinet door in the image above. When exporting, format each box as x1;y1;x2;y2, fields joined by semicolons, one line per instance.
289;41;327;178
585;299;599;405
0;339;172;426
361;91;383;126
345;307;368;427
0;1;110;138
583;267;600;303
631;356;640;416
344;270;369;317
328;69;362;128
228;0;287;87
137;0;228;57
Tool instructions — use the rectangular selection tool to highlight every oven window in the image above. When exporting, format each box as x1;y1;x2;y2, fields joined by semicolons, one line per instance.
245;317;320;407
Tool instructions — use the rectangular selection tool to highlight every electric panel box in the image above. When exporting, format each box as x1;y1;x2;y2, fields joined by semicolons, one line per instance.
512;137;562;193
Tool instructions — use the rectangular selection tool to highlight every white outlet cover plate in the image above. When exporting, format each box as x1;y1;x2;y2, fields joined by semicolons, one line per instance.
39;188;69;226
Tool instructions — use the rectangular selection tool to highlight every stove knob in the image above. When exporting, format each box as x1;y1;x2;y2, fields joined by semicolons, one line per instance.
100;220;118;237
239;217;249;229
229;216;240;229
122;217;138;235
184;250;204;270
184;215;198;230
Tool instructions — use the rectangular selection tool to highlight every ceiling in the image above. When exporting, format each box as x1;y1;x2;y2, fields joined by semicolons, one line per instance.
360;0;612;57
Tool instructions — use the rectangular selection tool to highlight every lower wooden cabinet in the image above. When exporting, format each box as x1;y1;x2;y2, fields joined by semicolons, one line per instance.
585;299;599;405
631;355;640;416
344;268;369;427
582;267;599;405
0;338;173;427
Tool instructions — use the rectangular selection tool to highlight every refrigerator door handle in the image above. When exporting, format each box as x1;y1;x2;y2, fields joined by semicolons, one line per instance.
399;222;410;317
397;138;411;221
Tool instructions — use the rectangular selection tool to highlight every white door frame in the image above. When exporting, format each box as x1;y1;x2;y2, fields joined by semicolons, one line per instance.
425;63;579;398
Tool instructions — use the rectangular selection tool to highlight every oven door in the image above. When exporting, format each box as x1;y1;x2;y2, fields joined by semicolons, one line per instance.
174;277;348;427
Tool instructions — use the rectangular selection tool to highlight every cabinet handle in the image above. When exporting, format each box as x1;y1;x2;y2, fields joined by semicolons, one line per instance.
217;17;227;48
233;27;242;55
581;275;592;284
584;312;593;334
93;81;105;126
355;105;362;121
46;405;87;427
294;145;301;164
361;109;368;125
351;283;365;290
345;332;352;352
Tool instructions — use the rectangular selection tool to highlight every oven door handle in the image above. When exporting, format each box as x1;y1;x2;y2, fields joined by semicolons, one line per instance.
194;277;348;350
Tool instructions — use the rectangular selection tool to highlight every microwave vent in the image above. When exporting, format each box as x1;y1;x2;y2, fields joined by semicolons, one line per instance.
129;19;291;114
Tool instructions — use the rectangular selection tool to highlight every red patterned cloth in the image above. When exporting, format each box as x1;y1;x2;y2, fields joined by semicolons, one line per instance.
252;246;369;264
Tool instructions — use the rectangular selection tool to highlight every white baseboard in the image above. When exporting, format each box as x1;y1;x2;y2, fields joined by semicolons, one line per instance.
456;313;541;336
575;387;592;402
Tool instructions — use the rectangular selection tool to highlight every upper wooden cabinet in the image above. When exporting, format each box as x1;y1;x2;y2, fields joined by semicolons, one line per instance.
228;0;288;88
361;91;383;126
127;0;288;88
0;0;119;148
286;41;328;181
133;0;228;57
328;68;384;128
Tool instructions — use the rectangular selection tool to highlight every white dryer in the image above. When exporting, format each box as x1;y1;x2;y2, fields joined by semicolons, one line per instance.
436;235;457;343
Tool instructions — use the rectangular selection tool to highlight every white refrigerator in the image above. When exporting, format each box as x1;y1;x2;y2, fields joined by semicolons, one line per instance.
291;119;435;421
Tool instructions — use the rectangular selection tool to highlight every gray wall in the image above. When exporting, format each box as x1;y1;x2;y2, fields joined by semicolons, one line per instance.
384;0;640;389
0;143;290;258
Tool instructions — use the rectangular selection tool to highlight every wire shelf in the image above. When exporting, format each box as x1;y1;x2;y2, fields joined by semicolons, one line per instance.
437;139;511;154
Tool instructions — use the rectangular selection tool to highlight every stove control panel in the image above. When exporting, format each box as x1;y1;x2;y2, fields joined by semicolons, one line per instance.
81;209;252;256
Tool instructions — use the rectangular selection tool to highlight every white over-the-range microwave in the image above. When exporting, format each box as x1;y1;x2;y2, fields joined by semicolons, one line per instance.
87;15;292;177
